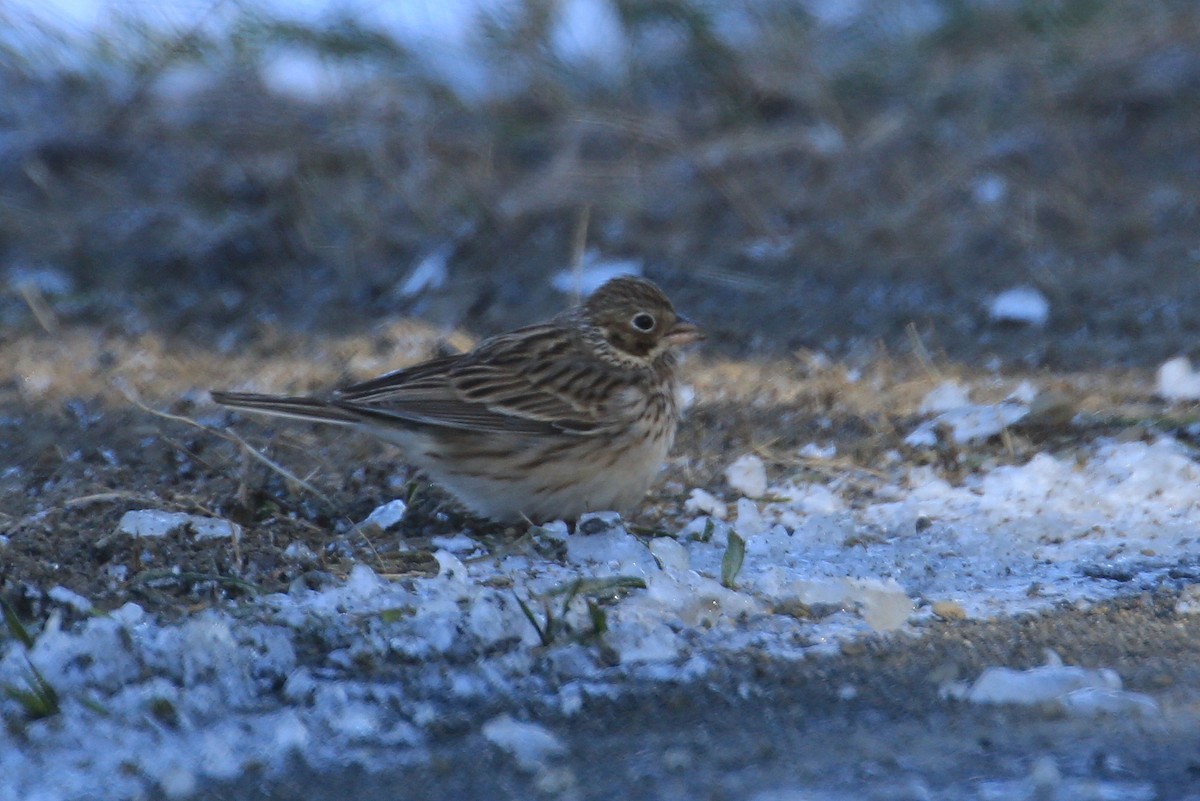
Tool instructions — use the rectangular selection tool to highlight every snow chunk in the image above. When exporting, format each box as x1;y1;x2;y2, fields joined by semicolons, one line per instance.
361;499;408;531
1156;356;1200;402
906;401;1028;446
988;286;1049;326
117;510;241;540
47;585;93;613
551;250;642;296
725;454;767;498
549;0;627;81
954;656;1158;717
798;442;836;460
685;488;727;519
399;243;452;297
482;715;567;770
918;380;971;414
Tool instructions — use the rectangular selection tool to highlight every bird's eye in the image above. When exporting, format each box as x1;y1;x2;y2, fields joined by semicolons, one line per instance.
631;313;655;332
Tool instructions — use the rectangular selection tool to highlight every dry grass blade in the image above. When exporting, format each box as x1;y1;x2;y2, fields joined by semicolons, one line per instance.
117;383;334;507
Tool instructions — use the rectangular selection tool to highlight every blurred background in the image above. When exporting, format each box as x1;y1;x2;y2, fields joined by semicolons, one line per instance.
2;0;1198;368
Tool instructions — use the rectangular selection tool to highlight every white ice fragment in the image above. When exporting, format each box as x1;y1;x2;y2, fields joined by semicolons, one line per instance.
960;659;1155;716
798;442;836;459
566;530;658;577
549;0;627;81
273;711;310;752
158;764;197;799
903;423;939;448
907;401;1029;446
988;286;1049;327
117;510;241;540
725;454;767;498
551;250;642;296
779;483;844;515
434;550;468;581
684;488;727;519
399;243;452;297
430;533;478;553
1007;379;1039;404
676;383;696;413
972;173;1007;204
362;499;408;530
607;620;682;664
482;715;567;770
282;541;317;564
1061;686;1160;717
257;48;368;103
7;265;73;295
845;578;912;631
734;498;767;537
344;564;382;598
47;585;92;613
1156;356;1200;402
918;380;971;413
648;537;690;573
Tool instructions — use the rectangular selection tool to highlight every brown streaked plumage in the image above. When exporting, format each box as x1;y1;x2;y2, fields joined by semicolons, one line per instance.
210;276;702;523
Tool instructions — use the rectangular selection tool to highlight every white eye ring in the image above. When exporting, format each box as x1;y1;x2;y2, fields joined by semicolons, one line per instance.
631;313;655;332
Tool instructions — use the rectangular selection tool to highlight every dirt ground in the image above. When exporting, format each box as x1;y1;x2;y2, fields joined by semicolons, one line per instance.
3;1;1200;797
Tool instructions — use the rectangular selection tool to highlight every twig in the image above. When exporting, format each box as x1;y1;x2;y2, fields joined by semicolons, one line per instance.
118;383;334;506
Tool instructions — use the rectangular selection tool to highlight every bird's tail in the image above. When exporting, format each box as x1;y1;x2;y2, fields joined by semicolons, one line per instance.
209;391;362;425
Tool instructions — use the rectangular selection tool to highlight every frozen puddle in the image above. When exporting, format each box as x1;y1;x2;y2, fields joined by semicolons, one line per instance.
4;438;1200;799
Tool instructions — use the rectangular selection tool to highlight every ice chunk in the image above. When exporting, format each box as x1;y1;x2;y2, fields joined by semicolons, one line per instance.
362;499;408;531
988;286;1049;326
798;442;836;459
117;510;241;540
551;250;642;296
958;657;1157;716
549;0;627;80
918;380;970;413
845;578;912;631
906;401;1028;446
482;715;567;770
733;498;767;537
648;537;690;573
725;454;767;498
47;585;92;613
1156;356;1200;402
398;242;452;297
685;488;727;519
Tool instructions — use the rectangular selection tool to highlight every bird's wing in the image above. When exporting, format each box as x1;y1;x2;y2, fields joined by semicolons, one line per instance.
333;325;623;435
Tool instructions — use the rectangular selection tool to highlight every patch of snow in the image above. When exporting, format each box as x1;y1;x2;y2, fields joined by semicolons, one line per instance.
47;586;93;614
361;499;408;530
685;488;727;519
548;0;627;81
798;442;836;460
988;286;1049;327
918;380;970;413
551;250;642;296
482;715;567;770
398;243;452;297
948;654;1159;717
725;454;767;498
971;173;1007;205
6;437;1200;799
116;510;241;540
1156;356;1200;402
906;401;1028;446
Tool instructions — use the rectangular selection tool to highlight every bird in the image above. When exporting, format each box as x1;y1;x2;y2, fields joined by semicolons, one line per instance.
210;276;703;523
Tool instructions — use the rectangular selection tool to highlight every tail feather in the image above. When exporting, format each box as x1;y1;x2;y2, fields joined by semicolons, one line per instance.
209;390;362;425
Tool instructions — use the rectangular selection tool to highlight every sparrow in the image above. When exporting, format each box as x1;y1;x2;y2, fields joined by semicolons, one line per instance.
210;276;702;523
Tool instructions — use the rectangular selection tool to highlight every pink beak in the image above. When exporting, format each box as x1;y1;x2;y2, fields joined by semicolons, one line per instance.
665;316;704;346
